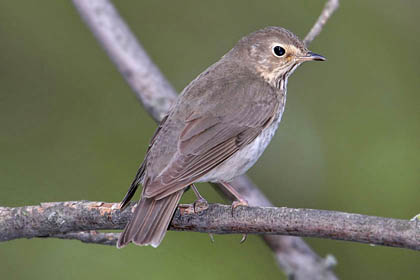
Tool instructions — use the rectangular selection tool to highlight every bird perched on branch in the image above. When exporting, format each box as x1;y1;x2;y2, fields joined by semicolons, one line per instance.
117;26;325;248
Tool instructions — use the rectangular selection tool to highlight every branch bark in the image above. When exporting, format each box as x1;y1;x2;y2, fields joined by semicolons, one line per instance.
1;202;419;251
18;0;339;279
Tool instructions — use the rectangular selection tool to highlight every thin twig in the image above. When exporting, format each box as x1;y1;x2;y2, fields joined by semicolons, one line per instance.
303;0;339;46
1;202;419;251
72;0;338;279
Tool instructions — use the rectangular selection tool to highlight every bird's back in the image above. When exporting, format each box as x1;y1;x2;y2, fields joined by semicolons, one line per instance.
141;58;280;193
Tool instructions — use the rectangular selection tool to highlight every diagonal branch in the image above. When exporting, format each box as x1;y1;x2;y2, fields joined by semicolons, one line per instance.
72;0;177;121
70;0;340;279
304;0;339;46
1;202;419;251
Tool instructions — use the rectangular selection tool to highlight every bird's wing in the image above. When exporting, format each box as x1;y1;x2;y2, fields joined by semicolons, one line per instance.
143;79;280;199
119;114;169;209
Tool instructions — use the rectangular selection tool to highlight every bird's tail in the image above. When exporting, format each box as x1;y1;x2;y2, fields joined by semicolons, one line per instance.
117;190;183;248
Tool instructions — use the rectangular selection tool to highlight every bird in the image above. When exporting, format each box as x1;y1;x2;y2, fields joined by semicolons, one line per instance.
117;26;325;248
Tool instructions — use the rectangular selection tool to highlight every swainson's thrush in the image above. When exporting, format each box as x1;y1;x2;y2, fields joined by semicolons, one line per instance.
117;26;325;248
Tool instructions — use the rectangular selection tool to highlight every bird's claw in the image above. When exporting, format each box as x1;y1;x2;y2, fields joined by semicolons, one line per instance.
209;233;215;243
193;198;209;213
231;199;249;216
240;233;247;244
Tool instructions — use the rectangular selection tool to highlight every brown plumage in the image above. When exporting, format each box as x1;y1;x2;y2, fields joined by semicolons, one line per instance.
117;26;325;248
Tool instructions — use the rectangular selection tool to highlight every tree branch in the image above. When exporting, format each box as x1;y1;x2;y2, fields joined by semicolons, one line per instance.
49;231;120;246
73;0;177;121
303;0;339;46
1;202;419;251
53;0;337;279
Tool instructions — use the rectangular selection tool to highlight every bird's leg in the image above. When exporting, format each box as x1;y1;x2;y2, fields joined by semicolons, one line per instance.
190;184;209;213
219;181;248;243
219;181;249;210
190;184;214;243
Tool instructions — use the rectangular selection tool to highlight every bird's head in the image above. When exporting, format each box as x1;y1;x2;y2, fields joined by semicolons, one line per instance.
230;26;325;88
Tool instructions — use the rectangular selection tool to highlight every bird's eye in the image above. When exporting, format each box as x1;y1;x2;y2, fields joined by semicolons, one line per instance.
272;46;286;57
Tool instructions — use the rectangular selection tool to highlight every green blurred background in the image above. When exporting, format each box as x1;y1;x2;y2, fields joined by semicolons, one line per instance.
1;1;419;279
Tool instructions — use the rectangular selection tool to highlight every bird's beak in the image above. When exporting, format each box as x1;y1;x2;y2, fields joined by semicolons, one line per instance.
299;51;326;62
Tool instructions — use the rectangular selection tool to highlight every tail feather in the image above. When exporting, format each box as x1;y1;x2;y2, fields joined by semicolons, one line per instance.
142;192;180;244
117;190;183;248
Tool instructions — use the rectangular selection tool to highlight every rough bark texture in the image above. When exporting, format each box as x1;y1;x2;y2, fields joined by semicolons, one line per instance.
1;202;419;251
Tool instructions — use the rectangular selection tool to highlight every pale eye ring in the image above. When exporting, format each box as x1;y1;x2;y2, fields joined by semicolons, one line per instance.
272;45;286;57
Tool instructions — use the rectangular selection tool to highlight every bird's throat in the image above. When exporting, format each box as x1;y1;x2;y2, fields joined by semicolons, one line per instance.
258;63;300;90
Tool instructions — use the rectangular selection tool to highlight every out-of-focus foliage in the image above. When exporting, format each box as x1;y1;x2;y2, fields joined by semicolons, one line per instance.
0;1;418;279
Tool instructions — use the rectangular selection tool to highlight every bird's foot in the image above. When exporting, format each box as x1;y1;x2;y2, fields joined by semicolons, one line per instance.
189;184;209;213
231;199;248;243
193;198;209;213
231;199;248;216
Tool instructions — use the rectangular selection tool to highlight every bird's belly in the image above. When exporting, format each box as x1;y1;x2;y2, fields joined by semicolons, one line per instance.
198;109;284;183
